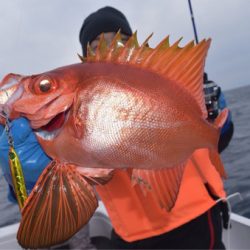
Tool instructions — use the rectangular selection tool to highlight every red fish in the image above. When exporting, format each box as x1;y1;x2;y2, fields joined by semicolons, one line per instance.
0;33;227;248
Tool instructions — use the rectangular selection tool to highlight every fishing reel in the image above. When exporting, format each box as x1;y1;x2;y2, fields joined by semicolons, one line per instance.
203;73;220;120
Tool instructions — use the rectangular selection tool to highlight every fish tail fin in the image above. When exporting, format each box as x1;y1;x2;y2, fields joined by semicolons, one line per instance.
206;108;229;179
209;149;227;179
132;165;185;211
214;108;229;129
17;161;98;249
205;108;229;153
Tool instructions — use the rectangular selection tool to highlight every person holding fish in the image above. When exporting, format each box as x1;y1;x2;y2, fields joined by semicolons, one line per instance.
0;6;234;250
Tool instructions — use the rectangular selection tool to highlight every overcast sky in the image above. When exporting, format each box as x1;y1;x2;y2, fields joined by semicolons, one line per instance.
0;0;249;90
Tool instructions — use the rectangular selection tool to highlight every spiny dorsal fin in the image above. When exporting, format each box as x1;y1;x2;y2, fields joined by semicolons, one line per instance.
77;53;85;62
86;43;96;61
106;30;125;62
130;33;153;64
85;32;211;118
95;33;108;60
117;31;139;63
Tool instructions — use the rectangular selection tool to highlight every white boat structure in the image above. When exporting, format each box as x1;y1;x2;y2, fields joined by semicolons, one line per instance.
0;202;250;249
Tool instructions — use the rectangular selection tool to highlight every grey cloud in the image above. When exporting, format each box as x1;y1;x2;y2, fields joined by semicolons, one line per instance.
0;0;249;90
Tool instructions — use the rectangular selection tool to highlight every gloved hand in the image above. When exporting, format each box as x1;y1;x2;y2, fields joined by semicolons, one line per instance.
0;117;51;201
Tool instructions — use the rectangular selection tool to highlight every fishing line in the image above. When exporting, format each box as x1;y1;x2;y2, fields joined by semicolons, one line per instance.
0;111;28;210
14;2;25;54
215;192;243;250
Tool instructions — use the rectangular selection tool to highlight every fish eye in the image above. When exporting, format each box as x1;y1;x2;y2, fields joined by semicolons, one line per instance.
39;79;51;92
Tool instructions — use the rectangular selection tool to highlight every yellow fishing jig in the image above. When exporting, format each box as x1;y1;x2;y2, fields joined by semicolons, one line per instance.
3;113;27;210
8;146;28;209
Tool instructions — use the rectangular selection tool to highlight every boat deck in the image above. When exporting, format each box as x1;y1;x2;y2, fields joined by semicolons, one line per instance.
0;211;249;249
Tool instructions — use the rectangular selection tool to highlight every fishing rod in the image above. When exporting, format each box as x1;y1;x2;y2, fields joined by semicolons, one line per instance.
187;0;199;44
187;0;220;120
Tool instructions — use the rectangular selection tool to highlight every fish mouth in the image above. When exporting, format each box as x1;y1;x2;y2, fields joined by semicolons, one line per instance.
35;109;70;140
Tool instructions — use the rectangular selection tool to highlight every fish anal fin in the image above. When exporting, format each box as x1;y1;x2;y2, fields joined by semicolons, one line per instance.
17;160;98;249
132;165;185;211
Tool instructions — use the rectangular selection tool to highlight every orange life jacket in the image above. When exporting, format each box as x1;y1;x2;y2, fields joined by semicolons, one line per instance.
96;148;226;242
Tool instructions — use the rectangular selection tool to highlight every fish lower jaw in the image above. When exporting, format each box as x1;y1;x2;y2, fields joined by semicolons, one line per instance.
34;109;71;140
35;129;60;141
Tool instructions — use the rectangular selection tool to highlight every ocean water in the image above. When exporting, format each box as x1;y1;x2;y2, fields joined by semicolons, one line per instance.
221;85;250;218
0;85;249;227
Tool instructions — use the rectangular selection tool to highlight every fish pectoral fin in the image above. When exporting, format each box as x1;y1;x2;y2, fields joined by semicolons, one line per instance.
132;165;185;211
76;167;114;185
17;160;98;249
